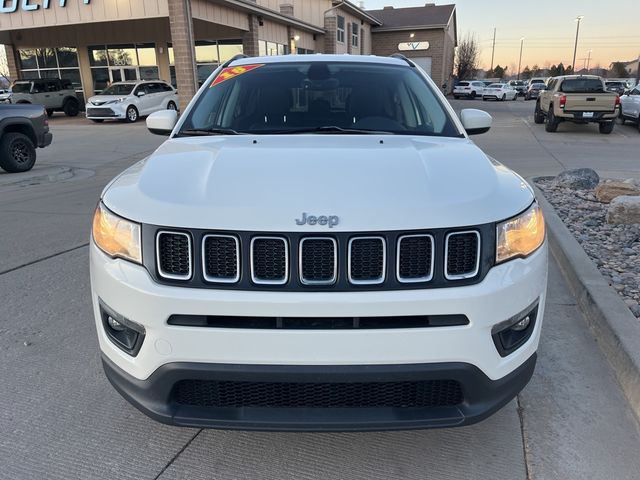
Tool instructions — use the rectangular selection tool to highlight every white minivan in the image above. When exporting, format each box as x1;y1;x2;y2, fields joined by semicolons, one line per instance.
85;80;178;123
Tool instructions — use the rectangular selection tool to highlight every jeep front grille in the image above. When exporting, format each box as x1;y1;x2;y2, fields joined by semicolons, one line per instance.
156;231;192;280
151;227;488;291
445;231;480;280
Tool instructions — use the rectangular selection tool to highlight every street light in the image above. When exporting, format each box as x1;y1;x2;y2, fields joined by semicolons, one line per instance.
517;37;524;80
572;15;584;73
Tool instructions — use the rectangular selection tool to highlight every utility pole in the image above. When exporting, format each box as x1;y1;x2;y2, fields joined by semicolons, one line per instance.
490;27;496;73
636;53;640;85
517;37;524;80
572;15;584;73
586;49;592;74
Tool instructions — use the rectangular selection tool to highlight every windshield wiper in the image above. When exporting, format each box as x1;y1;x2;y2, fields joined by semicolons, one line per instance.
269;126;394;135
178;128;243;136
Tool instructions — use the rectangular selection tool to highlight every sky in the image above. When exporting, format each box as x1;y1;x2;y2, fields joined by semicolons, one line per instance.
364;0;640;72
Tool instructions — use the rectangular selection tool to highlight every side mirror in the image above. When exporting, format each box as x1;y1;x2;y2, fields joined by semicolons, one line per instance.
147;110;178;136
623;90;630;96
137;91;146;97
460;109;492;135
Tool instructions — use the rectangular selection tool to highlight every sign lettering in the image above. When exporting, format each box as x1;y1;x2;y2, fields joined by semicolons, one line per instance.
398;42;430;52
0;0;89;13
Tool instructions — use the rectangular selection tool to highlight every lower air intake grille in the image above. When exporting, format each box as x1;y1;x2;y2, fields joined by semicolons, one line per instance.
173;379;464;408
251;237;288;284
157;232;191;279
349;237;385;284
445;231;480;279
203;235;239;283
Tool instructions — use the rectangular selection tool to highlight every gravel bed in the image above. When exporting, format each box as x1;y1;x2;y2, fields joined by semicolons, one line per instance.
536;178;640;319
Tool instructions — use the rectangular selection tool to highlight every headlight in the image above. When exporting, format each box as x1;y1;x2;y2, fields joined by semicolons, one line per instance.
92;202;142;264
496;202;545;264
107;98;126;104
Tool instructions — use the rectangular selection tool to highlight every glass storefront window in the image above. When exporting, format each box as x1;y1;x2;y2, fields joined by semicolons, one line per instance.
91;68;110;92
108;45;137;66
59;69;82;90
259;41;267;57
57;47;79;68
19;49;37;69
89;46;108;66
21;70;40;80
197;64;216;85
195;43;218;64
139;66;159;80
136;44;157;67
36;48;57;69
218;42;242;62
40;69;60;78
266;42;278;56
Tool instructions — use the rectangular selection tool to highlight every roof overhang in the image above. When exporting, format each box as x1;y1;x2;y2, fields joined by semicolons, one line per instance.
332;1;382;26
372;25;448;33
213;0;325;34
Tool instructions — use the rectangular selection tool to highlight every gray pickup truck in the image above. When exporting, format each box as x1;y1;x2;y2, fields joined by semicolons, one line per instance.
0;104;52;173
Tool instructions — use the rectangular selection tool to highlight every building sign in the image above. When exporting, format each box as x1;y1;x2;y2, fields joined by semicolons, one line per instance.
398;42;430;52
0;0;90;13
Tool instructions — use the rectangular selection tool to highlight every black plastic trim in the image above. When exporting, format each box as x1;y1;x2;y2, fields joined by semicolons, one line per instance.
101;353;537;431
141;224;496;292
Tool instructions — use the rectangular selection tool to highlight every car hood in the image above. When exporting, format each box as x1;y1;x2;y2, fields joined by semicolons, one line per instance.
102;135;534;231
87;95;129;105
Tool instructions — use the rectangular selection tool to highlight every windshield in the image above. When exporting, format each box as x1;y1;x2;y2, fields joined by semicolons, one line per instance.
12;82;31;93
181;61;461;137
99;84;135;96
560;78;604;93
511;81;524;86
530;79;545;84
606;82;624;87
530;84;546;90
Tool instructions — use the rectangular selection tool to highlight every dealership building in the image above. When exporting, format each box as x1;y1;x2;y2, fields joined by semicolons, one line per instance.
0;0;456;106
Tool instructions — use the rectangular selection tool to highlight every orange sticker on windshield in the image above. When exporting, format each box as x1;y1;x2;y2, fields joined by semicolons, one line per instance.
210;64;264;87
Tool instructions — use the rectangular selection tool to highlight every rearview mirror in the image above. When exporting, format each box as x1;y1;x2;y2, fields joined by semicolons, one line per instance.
147;110;178;136
460;109;492;135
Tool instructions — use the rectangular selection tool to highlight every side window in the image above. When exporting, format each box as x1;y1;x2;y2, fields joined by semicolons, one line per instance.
46;80;59;92
161;83;173;92
33;81;45;93
336;16;345;43
147;83;161;94
134;85;147;96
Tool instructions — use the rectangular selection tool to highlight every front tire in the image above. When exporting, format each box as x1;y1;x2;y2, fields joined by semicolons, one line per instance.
501;93;506;101
46;109;54;117
453;95;459;99
167;101;177;111
534;102;545;124
470;91;477;99
545;105;559;132
0;132;36;173
125;106;139;123
63;98;79;117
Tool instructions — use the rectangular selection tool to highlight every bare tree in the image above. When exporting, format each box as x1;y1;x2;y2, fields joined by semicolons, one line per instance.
455;33;480;80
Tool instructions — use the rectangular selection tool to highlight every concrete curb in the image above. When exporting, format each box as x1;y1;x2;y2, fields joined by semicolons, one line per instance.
532;180;640;420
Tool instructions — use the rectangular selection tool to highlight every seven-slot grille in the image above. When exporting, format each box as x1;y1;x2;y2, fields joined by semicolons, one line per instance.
156;231;192;280
299;238;337;285
202;235;240;283
445;231;481;280
348;237;386;285
154;230;483;287
251;237;289;285
397;234;434;283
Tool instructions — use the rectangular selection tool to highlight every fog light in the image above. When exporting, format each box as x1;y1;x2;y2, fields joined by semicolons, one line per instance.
492;301;539;357
107;316;125;331
99;300;145;356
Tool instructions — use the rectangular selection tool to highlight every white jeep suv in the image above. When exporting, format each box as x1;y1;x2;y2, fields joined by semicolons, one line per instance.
90;55;547;431
85;80;178;123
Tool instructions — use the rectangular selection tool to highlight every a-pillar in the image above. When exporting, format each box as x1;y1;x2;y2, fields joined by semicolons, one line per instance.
168;0;198;109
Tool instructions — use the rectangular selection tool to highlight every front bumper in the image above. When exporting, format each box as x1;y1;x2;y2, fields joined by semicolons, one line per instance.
85;104;126;120
102;352;537;431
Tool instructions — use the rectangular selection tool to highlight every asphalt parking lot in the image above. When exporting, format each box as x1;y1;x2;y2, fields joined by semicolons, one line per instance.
1;104;640;479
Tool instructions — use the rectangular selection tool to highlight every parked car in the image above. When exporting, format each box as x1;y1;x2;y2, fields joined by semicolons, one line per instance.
619;85;640;132
605;81;628;96
534;75;620;133
453;80;486;99
482;83;518;101
525;83;547;101
0;89;11;103
91;54;548;431
529;77;548;86
85;80;178;123
9;79;80;117
0;104;52;173
508;80;527;96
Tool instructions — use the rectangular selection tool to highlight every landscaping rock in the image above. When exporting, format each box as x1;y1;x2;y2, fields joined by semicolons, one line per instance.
554;168;600;189
606;196;640;225
594;181;640;203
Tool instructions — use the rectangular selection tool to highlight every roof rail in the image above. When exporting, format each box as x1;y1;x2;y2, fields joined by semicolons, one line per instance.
390;53;416;67
222;54;249;68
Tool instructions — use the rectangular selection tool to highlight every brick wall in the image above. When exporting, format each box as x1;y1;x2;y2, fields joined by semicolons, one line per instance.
3;44;19;82
324;16;337;54
168;0;197;109
242;14;260;57
371;29;449;86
